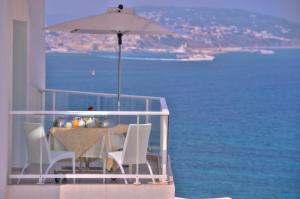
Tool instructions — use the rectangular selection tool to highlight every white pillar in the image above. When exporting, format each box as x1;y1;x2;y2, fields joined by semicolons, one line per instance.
27;0;45;110
0;0;12;197
0;0;45;195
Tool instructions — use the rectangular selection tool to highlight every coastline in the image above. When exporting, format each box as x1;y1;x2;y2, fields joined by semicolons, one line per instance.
46;46;300;62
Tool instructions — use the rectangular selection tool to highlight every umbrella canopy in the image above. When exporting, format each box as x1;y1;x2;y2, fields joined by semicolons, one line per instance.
45;5;173;110
46;7;172;35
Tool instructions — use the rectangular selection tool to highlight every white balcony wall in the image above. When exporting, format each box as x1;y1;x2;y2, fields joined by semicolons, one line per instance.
0;0;12;198
12;20;28;168
12;0;45;168
0;0;45;197
10;0;45;110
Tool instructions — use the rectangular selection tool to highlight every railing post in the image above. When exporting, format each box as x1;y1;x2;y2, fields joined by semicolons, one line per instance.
41;90;45;111
8;112;13;184
160;115;168;182
41;90;45;127
134;115;141;184
145;99;150;123
37;91;46;184
96;96;100;111
52;91;56;111
38;126;44;185
52;91;56;122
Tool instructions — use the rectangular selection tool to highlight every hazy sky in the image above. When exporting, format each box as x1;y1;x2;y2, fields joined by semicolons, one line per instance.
46;0;300;24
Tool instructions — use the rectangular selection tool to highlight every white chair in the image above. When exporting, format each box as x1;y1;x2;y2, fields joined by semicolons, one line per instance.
105;123;155;184
18;122;75;184
82;133;125;158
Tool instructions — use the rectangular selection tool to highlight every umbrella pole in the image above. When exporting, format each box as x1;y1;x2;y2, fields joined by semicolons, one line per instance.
117;33;123;111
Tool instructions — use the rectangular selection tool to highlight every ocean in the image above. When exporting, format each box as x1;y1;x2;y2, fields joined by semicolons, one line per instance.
46;49;300;199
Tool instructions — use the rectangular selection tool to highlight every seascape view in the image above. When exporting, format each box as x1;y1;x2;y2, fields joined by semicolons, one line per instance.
47;49;300;199
2;1;300;199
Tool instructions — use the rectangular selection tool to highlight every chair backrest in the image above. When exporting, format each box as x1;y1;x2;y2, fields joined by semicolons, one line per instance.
24;122;51;164
121;123;151;165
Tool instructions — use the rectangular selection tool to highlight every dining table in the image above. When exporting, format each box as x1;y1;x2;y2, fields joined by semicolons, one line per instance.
49;124;129;170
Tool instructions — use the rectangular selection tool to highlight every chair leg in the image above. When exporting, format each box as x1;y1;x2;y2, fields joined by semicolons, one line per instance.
115;160;128;184
43;161;56;183
17;162;30;184
44;162;55;176
103;158;107;184
146;161;155;184
72;157;76;184
119;165;128;184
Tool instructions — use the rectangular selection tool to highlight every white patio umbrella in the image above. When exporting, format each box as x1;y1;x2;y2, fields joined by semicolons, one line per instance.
45;4;173;110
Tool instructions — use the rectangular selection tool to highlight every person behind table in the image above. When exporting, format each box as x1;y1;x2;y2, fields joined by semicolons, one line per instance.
88;106;94;111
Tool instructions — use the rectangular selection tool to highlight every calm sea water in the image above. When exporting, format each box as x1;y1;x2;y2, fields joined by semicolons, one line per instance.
46;49;300;199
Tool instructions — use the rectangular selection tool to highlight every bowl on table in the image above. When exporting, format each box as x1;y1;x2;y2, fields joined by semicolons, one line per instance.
86;118;96;128
53;118;65;127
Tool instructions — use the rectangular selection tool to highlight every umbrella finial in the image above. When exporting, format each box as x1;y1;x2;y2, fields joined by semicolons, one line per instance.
118;4;124;12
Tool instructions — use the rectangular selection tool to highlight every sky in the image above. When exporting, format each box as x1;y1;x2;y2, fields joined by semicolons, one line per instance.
46;0;300;24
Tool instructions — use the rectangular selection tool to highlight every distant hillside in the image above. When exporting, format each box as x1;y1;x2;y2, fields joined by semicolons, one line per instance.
138;7;300;48
46;6;300;56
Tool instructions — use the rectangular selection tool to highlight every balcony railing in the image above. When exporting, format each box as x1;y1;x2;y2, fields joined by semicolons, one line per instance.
8;89;170;185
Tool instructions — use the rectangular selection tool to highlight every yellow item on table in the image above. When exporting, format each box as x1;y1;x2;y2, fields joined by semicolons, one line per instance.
72;119;79;128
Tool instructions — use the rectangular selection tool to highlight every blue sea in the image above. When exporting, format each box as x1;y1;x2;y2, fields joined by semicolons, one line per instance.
46;49;300;199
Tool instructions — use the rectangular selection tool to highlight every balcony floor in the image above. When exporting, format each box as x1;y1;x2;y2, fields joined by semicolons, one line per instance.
8;155;175;199
7;183;175;199
11;154;165;185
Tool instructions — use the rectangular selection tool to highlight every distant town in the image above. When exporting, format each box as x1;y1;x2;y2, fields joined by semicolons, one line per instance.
46;7;300;61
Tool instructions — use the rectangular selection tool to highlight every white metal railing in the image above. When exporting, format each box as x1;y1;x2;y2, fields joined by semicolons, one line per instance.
41;88;169;114
42;88;163;100
9;89;170;185
41;88;169;115
11;110;169;116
